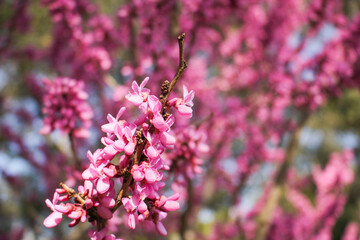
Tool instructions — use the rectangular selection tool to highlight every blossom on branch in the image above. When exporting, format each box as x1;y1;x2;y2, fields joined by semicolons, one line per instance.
44;75;195;238
168;85;195;118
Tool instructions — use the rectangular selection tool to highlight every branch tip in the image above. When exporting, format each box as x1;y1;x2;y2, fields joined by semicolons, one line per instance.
178;33;185;40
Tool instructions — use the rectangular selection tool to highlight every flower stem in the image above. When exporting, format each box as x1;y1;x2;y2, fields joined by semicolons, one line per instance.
161;33;187;109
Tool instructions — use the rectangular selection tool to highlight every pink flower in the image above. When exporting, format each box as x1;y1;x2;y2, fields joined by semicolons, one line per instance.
43;192;63;228
126;77;150;106
156;221;168;236
88;228;123;240
342;222;359;240
155;193;180;212
123;126;137;155
101;107;126;134
168;85;195;118
44;191;87;228
146;96;174;131
159;130;176;148
153;211;170;236
85;47;112;71
40;77;94;138
102;120;137;159
131;162;162;184
97;176;112;194
144;131;160;160
145;95;174;131
313;150;354;193
122;195;141;229
131;164;145;181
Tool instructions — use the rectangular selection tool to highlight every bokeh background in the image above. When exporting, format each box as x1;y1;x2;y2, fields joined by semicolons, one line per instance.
2;0;360;239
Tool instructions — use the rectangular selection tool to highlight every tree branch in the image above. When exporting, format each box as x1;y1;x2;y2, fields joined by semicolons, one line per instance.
60;182;106;230
60;182;86;205
254;115;309;240
161;33;187;108
180;176;193;240
69;131;82;170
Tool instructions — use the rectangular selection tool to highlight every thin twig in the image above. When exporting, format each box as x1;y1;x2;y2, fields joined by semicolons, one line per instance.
60;182;86;205
180;176;193;240
254;114;309;240
60;182;106;230
161;33;187;109
112;171;132;213
69;131;82;169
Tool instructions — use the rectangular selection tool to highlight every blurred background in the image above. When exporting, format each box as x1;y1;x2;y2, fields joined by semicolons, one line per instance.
2;0;360;239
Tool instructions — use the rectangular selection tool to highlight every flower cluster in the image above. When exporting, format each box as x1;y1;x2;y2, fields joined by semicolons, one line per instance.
261;150;354;240
167;85;195;118
41;0;117;83
40;77;94;138
166;125;209;181
43;77;195;238
43;188;87;228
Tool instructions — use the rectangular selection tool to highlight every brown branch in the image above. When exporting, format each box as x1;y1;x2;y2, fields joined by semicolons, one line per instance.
60;182;106;230
179;176;194;240
181;122;230;236
60;182;86;205
112;131;145;212
112;171;132;213
134;139;144;166
69;131;82;170
231;171;252;207
161;33;187;109
254;114;309;240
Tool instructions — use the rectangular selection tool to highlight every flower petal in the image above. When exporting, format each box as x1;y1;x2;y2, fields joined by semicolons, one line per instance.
156;221;167;236
138;200;148;214
54;204;71;213
160;132;176;146
145;168;157;183
101;122;116;133
43;211;63;228
45;199;54;210
153;114;168;132
82;167;99;180
177;105;193;118
103;167;115;177
97;176;111;194
128;213;136;229
132;169;144;182
113;139;125;151
98;205;113;219
104;145;118;158
131;81;140;93
68;210;82;219
146;146;159;160
124;142;135;155
163;201;180;212
101;197;115;208
140;77;149;89
116;107;126;120
126;94;143;106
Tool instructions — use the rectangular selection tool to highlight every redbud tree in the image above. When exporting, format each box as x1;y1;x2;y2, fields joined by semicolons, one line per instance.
1;0;360;239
